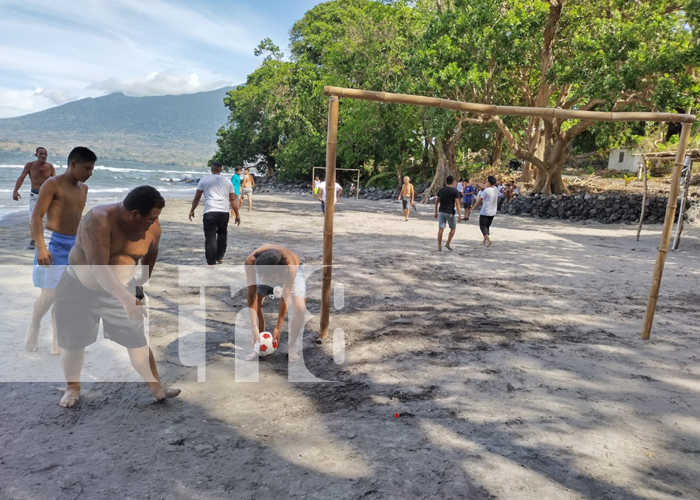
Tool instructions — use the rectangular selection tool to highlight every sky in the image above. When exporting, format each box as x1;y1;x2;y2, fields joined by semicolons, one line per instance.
0;0;323;118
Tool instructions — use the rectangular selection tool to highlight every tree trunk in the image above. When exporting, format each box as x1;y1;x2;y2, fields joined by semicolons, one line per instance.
531;135;569;195
426;138;459;195
491;131;504;168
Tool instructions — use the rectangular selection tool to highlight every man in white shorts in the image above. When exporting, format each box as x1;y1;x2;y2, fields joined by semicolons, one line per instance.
12;146;56;249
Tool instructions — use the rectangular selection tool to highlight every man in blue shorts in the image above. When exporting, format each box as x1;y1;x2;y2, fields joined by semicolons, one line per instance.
244;245;307;362
26;146;96;353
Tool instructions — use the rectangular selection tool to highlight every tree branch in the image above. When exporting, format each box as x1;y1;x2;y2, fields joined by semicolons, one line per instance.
564;120;595;143
493;116;547;171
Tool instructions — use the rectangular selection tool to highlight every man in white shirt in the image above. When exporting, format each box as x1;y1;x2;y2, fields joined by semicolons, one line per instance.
317;176;343;214
189;162;241;265
473;175;498;248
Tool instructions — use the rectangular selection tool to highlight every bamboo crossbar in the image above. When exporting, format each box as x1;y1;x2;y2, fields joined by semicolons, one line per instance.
324;87;696;123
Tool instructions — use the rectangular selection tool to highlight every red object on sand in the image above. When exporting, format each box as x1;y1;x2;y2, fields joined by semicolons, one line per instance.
394;413;400;418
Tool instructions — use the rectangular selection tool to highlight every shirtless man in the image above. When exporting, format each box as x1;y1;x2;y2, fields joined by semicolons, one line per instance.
12;147;56;249
26;146;95;354
244;245;306;363
240;168;255;212
55;186;180;407
398;176;415;221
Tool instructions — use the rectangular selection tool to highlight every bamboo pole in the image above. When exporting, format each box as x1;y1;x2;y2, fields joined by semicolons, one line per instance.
320;96;339;340
641;123;693;340
323;87;696;124
672;160;693;250
636;160;648;242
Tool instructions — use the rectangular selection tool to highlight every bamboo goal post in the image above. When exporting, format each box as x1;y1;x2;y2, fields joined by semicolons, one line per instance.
320;86;695;342
320;96;339;339
641;123;693;340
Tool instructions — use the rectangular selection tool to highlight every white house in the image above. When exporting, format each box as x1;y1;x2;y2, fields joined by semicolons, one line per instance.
608;148;644;173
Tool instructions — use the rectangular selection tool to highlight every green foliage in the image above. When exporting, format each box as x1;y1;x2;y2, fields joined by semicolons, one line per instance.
365;170;398;189
213;0;700;188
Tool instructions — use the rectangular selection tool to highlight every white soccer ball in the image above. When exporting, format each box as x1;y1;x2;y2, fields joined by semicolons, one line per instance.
254;331;278;357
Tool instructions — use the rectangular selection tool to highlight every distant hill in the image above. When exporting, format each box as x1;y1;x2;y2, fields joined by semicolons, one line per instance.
0;87;235;166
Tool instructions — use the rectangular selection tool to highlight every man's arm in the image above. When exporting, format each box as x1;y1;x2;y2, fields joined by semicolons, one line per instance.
455;195;462;220
50;163;56;177
244;259;262;345
81;212;146;321
229;193;241;225
336;187;343;203
434;195;440;218
32;180;58;266
272;265;298;345
189;190;203;221
12;163;31;200
137;222;161;285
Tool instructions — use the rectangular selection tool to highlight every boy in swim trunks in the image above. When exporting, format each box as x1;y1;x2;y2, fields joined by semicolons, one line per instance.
26;146;96;354
244;245;306;362
398;176;415;221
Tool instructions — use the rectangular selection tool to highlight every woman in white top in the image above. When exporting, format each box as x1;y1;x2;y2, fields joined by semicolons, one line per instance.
472;175;498;247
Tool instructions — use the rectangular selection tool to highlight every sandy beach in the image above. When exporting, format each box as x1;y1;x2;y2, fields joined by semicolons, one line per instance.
1;193;699;499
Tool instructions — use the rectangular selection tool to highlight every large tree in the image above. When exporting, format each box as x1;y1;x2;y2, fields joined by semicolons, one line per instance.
420;0;699;194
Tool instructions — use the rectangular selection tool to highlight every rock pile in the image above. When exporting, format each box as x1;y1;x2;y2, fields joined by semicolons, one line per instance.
502;193;699;224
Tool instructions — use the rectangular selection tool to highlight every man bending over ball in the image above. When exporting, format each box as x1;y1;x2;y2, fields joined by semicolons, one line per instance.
244;245;306;362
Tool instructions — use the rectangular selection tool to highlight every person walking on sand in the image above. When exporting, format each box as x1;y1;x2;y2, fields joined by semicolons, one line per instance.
313;176;321;196
26;146;96;354
240;167;255;211
398;176;415;221
244;245;307;363
189;162;241;266
461;178;475;221
434;175;461;251
55;186;181;408
473;175;499;247
12;146;56;249
231;166;242;205
317;176;342;214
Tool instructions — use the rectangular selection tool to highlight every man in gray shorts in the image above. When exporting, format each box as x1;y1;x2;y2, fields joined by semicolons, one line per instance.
55;186;180;408
240;167;255;212
244;244;306;362
434;175;461;251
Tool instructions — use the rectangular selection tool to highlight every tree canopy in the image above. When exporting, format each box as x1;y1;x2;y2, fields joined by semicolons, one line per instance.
213;0;700;194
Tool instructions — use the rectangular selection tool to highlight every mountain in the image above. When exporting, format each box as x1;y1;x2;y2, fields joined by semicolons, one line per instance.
0;87;235;166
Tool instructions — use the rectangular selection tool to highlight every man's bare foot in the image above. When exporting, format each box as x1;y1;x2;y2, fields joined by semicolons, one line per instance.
437;247;442;252
60;385;80;408
288;350;301;363
51;344;61;355
245;351;259;361
25;324;40;352
446;243;453;251
153;387;182;403
486;240;492;248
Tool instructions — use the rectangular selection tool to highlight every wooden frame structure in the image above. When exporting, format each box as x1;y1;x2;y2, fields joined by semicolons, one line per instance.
312;166;360;200
318;86;695;341
634;151;698;249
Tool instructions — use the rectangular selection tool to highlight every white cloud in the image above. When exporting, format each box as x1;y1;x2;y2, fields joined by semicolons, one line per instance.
0;0;296;116
35;89;77;105
87;71;227;97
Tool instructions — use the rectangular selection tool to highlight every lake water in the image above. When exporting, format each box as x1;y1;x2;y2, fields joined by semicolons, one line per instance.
0;150;209;221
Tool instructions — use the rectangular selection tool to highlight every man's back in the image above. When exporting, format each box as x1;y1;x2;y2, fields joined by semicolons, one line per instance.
480;186;498;216
197;174;233;213
437;186;459;214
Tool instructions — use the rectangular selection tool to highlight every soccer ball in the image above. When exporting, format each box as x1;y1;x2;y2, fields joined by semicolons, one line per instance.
254;332;278;357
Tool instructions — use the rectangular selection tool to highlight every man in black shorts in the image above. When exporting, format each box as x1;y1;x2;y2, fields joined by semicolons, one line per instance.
55;186;180;408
